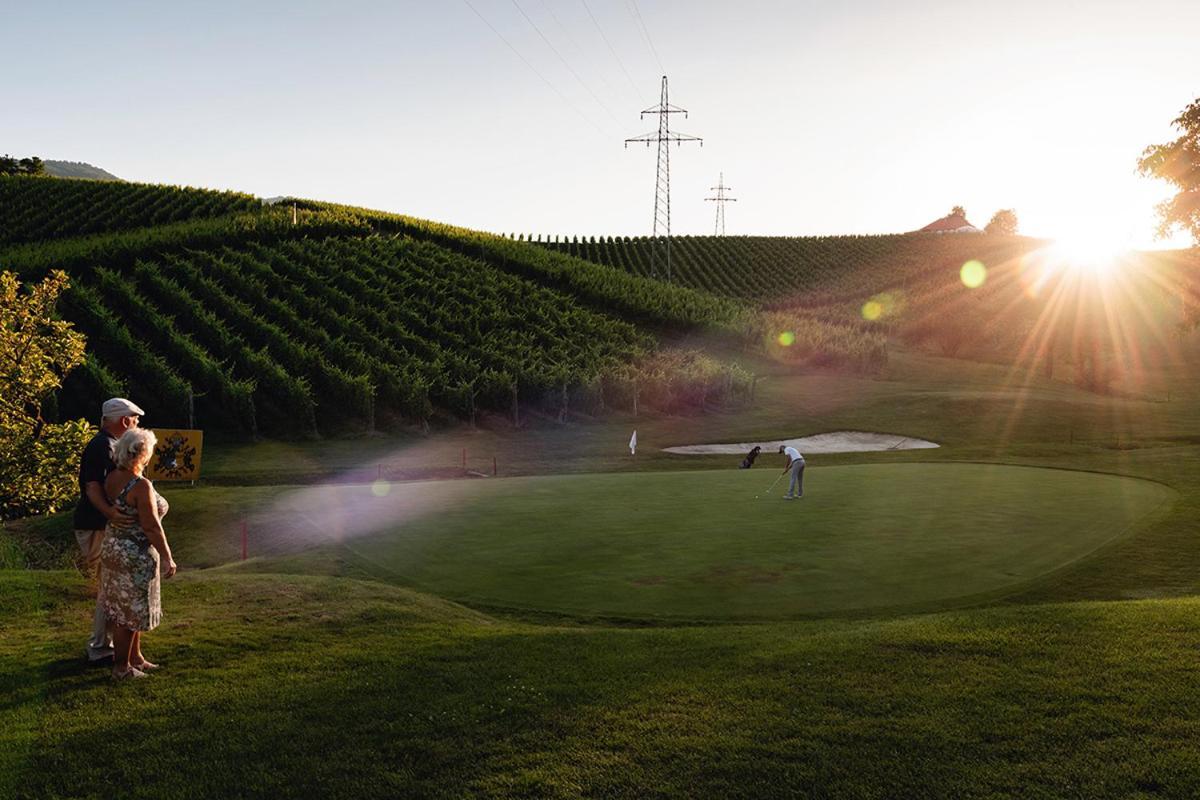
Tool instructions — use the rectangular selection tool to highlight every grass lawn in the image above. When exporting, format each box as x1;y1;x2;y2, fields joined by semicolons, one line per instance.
9;346;1200;797
342;465;1173;619
6;570;1200;799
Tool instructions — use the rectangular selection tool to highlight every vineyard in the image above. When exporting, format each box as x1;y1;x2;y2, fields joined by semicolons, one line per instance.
50;236;680;436
10;177;1127;438
534;233;1043;304
0;175;260;245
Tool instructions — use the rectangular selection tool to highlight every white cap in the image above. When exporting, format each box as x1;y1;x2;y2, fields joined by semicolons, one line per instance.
101;397;145;419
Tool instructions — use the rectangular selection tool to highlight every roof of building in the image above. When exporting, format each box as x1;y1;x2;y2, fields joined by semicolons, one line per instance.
915;212;982;233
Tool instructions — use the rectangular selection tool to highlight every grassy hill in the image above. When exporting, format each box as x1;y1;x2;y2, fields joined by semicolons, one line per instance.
0;174;259;245
8;174;1200;796
43;160;121;181
535;232;1041;302
1;180;754;436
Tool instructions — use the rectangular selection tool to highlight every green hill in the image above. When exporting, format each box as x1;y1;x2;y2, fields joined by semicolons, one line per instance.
43;160;121;180
2;180;751;436
7;174;1200;796
534;232;1043;302
0;175;259;245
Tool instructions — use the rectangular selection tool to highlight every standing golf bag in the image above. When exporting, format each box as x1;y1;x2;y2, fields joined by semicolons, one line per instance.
739;445;762;469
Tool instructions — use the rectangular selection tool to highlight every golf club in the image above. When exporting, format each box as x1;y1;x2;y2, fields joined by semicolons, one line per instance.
755;470;787;499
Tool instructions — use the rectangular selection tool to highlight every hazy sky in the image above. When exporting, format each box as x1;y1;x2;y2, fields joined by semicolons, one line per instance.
5;1;1199;247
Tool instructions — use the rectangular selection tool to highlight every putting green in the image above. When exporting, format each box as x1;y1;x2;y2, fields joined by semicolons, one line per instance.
345;464;1173;620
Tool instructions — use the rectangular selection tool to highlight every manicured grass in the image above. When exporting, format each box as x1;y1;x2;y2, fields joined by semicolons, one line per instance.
10;343;1200;797
108;464;1171;620
6;570;1200;799
341;465;1172;619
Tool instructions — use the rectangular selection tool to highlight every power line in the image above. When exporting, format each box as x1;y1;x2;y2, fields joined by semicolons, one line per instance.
705;172;737;236
461;0;606;137
581;0;647;105
537;0;628;110
625;76;702;282
627;0;665;75
510;0;622;126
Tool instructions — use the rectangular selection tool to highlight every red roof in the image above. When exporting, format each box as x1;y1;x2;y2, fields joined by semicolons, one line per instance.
916;212;979;233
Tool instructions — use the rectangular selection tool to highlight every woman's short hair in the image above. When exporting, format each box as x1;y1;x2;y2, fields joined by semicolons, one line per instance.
115;428;158;471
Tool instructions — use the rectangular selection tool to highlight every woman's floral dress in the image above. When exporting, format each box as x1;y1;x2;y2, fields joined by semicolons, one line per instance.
101;477;169;632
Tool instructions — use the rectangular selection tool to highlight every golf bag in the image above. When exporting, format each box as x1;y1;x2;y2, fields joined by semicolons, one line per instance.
739;445;762;469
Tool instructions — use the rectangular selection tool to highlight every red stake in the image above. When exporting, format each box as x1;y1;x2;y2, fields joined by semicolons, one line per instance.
241;520;248;561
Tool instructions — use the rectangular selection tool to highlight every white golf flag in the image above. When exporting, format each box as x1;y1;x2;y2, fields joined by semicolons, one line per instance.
629;430;637;455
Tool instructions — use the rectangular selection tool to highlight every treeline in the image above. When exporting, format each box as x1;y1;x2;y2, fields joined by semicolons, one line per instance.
0;155;45;176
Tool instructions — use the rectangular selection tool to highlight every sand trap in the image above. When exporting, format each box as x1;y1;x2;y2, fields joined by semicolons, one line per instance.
662;431;939;456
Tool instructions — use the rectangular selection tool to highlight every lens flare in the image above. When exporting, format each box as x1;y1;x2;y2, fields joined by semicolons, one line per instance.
777;331;795;346
370;479;391;497
862;300;883;321
961;260;987;289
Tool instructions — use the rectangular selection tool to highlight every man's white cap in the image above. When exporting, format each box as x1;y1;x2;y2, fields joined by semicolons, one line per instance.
101;397;145;419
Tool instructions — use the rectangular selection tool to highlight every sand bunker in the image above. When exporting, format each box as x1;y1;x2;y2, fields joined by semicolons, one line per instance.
662;431;939;456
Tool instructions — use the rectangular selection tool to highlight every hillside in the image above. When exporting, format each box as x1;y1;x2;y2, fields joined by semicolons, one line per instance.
2;180;753;437
534;232;1044;302
43;160;120;180
538;232;1200;385
9;177;1193;438
0;175;259;245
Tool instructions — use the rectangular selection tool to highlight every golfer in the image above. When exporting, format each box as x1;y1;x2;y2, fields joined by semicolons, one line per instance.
778;444;805;500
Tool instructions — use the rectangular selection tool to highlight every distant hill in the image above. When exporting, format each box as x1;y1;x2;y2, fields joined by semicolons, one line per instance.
43;160;120;181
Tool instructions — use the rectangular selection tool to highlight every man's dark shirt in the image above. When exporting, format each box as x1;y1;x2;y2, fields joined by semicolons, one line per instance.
72;430;117;530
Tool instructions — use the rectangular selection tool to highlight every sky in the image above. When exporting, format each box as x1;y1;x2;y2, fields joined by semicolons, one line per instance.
4;0;1199;248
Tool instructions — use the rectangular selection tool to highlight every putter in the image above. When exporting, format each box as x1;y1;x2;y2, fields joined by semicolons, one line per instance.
755;471;787;499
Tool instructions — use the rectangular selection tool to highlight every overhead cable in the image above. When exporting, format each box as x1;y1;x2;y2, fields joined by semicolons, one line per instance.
510;0;623;127
581;0;648;105
461;0;607;137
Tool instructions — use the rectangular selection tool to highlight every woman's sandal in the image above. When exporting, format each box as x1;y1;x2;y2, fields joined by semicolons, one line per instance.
131;660;159;671
112;666;148;680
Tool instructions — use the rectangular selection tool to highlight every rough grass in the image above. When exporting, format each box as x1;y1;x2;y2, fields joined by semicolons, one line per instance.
6;570;1200;799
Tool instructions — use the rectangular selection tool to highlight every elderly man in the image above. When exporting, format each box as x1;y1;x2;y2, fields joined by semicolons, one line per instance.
72;397;145;664
778;444;805;500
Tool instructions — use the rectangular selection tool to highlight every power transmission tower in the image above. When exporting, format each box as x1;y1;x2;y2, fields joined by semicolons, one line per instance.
624;75;702;282
705;172;737;236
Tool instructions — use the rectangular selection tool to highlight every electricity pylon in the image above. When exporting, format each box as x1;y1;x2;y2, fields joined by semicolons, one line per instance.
624;75;702;282
705;172;736;236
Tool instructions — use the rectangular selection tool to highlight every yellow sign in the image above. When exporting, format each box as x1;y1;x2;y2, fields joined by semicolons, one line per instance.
147;429;203;481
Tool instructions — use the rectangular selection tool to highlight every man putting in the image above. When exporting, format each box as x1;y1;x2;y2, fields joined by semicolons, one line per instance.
778;444;805;500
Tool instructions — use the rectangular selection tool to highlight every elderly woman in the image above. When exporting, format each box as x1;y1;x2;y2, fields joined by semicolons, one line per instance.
100;428;177;680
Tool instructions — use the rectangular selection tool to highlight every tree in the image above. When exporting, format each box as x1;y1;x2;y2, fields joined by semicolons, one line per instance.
985;208;1019;235
18;156;45;176
0;154;47;176
950;205;967;218
1137;97;1200;244
0;270;93;518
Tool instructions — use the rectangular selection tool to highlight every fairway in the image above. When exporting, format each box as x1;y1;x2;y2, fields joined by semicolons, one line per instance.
345;464;1174;620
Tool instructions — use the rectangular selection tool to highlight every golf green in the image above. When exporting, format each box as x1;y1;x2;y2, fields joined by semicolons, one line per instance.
342;464;1173;620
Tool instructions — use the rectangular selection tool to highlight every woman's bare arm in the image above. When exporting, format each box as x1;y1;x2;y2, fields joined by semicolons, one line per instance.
133;480;176;576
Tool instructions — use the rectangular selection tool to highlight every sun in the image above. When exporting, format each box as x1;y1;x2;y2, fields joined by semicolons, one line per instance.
1044;228;1133;277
